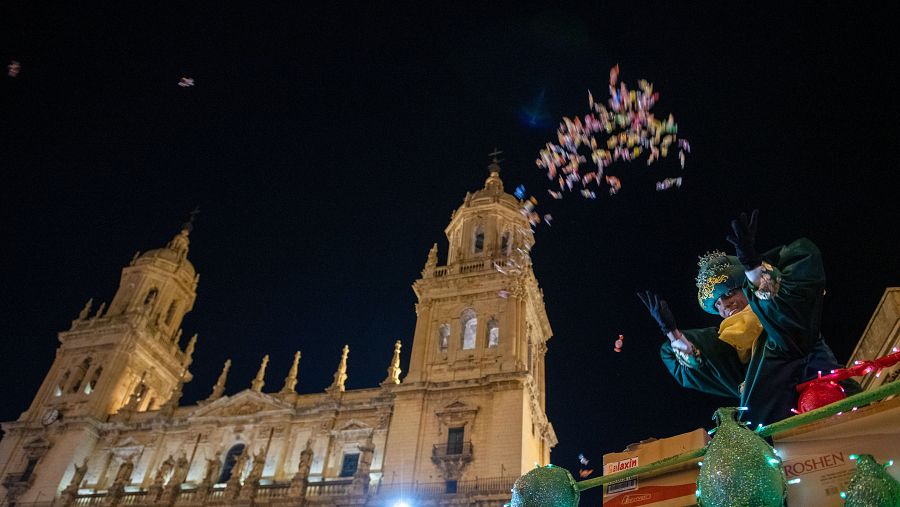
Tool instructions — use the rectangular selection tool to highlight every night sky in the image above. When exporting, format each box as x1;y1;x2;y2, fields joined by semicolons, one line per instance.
2;2;898;493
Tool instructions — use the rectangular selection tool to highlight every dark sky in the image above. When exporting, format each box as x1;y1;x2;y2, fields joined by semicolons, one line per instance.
2;1;898;494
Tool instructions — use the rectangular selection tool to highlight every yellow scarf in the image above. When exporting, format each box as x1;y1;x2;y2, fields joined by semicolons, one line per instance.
718;305;764;364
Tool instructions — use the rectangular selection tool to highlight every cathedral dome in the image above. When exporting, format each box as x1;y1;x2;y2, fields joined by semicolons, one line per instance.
468;160;520;209
135;228;195;277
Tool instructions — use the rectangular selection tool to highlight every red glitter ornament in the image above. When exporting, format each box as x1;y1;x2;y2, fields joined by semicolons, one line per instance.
796;381;846;414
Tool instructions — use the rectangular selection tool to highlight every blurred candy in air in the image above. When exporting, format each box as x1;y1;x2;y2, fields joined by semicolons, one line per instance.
514;184;526;199
498;290;510;299
536;66;689;198
178;77;195;87
7;60;21;77
543;214;553;226
578;453;589;466
614;334;624;352
656;177;683;191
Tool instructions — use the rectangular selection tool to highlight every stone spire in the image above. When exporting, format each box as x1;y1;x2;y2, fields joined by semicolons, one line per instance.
422;244;438;278
205;359;231;402
182;334;197;369
159;379;184;417
382;340;402;385
280;351;301;394
326;345;349;394
78;298;93;320
251;354;269;392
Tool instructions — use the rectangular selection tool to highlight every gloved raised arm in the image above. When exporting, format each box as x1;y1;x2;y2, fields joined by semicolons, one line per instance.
725;209;773;292
638;290;700;366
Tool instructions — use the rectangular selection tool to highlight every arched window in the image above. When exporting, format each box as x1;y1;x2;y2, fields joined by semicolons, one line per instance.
84;366;103;394
438;324;450;353
487;318;500;348
461;310;477;350
473;226;484;254
500;231;510;255
144;288;159;306
56;370;70;396
218;444;246;484
70;358;92;393
164;300;179;325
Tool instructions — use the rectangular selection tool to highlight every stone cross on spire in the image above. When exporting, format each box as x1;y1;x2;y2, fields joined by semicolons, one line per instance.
281;351;302;394
487;148;504;174
205;359;231;402
251;354;269;392
326;345;349;394
382;340;402;385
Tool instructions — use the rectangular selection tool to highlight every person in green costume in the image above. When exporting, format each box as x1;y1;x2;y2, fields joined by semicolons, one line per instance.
638;210;860;426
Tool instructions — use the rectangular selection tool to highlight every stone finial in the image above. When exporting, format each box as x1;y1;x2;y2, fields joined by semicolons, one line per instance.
130;251;141;266
92;302;106;320
281;351;301;394
78;298;94;320
205;359;231;402
182;334;197;369
422;243;438;277
382;340;402;385
251;354;269;392
326;345;349;394
159;379;185;417
172;328;183;345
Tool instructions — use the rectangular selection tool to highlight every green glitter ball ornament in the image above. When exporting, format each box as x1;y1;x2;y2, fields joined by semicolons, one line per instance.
842;454;900;507
509;464;579;507
696;407;786;507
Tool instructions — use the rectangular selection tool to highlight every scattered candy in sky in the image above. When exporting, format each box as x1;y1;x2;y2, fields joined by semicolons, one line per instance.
614;334;624;352
536;65;689;197
656;177;683;191
7;60;21;77
178;77;195;87
498;290;510;298
577;454;593;478
543;214;553;226
514;184;526;200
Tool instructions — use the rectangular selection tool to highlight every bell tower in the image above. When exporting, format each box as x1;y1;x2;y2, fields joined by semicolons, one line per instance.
382;155;556;492
0;217;200;503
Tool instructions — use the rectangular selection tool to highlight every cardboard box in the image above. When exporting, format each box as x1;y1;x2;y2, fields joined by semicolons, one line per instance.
602;428;708;507
774;396;900;507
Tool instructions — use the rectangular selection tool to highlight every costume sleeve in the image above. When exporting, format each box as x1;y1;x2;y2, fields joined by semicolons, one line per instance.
747;237;825;356
660;327;745;399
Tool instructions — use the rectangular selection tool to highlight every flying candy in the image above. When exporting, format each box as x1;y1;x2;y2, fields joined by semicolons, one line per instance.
178;77;195;87
514;184;526;200
656;177;683;191
614;334;624;353
7;60;21;78
577;453;593;478
536;65;689;198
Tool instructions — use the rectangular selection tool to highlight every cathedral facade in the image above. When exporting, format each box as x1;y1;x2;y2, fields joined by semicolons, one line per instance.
0;167;556;507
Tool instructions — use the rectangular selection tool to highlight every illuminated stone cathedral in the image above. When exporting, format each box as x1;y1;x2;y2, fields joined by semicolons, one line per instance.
0;163;557;507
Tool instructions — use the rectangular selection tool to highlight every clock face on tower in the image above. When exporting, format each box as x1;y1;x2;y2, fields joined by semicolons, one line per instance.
41;408;60;426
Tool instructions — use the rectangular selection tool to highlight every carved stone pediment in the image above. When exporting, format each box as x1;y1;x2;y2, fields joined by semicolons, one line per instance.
23;437;51;459
191;390;293;418
331;419;373;439
434;399;479;437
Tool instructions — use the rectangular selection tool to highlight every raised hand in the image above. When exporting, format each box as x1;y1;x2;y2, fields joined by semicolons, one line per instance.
726;209;761;269
637;290;678;334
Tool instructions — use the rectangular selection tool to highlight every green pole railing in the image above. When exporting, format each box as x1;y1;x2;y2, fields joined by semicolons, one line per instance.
575;446;706;491
573;380;900;492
